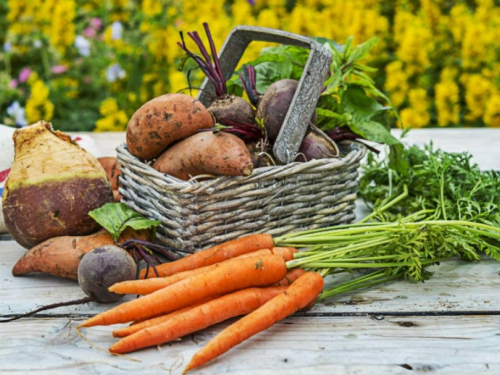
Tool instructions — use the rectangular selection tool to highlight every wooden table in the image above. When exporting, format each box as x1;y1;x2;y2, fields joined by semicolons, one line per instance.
1;129;499;375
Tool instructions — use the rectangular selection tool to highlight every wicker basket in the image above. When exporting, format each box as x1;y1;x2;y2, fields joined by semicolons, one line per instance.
117;26;366;253
116;142;366;254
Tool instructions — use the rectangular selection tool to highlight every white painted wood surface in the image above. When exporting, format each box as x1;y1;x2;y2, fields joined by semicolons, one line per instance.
1;128;500;375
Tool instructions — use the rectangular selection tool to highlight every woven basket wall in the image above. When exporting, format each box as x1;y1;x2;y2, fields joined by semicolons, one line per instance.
116;142;366;254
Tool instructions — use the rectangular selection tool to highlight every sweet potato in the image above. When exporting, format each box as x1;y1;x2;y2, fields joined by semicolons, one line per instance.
98;157;122;201
11;228;149;280
152;131;254;180
126;93;214;160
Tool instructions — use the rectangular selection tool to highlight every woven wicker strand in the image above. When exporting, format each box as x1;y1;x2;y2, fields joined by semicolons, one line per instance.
116;142;366;252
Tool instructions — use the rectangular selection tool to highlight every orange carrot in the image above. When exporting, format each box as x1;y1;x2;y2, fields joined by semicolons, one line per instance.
78;254;287;328
139;233;274;279
183;271;324;373
112;296;216;338
271;247;298;262
109;285;287;353
275;268;307;286
111;249;273;295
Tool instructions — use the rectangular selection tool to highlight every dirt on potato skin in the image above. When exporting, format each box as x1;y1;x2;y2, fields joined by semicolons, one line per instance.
126;93;215;160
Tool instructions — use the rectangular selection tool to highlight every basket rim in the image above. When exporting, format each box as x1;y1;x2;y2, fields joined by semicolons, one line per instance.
116;141;366;188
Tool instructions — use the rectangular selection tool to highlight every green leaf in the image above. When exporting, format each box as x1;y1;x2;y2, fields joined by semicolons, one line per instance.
347;37;379;65
348;119;409;175
89;202;160;242
344;86;388;121
349;120;400;146
352;63;378;73
316;107;347;130
388;143;410;176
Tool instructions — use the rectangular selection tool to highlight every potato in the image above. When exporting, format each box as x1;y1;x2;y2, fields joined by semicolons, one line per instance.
152;131;254;180
126;93;215;160
78;245;137;303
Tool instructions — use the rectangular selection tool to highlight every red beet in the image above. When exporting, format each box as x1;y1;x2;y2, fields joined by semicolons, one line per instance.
178;23;262;142
208;95;255;126
256;79;316;143
296;126;339;162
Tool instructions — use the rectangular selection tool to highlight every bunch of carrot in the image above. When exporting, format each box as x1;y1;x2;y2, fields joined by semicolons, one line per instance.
78;234;323;373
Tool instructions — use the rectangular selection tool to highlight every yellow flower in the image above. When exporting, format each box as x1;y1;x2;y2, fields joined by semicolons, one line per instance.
394;12;433;75
26;79;54;123
435;80;460;127
384;61;409;108
48;1;76;52
142;0;162;17
483;93;500;127
95;98;128;132
463;74;493;122
399;88;430;129
168;70;189;94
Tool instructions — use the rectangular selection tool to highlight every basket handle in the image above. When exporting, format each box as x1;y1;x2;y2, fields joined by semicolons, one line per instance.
196;25;332;164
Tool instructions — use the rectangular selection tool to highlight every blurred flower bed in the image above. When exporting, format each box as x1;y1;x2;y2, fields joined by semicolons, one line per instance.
1;0;500;131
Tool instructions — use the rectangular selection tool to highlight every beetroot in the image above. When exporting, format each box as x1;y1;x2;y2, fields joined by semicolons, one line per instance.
208;96;255;126
296;126;339;162
78;245;136;303
256;79;317;143
178;23;263;141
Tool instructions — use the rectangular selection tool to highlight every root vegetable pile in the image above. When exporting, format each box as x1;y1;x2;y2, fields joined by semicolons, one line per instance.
7;21;500;375
124;21;397;182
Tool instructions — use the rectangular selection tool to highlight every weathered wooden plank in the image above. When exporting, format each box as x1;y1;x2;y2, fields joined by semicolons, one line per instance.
0;315;498;375
2;239;499;317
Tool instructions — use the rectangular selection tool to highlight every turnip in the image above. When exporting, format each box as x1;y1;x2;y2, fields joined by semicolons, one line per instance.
1;245;137;322
178;23;263;142
2;121;114;249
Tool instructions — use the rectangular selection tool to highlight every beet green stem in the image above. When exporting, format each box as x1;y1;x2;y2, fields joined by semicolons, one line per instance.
203;22;227;96
178;24;227;98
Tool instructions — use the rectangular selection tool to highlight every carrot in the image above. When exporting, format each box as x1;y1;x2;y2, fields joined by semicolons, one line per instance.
183;271;324;373
111;249;272;295
11;228;149;280
78;254;287;328
109;285;287;353
118;269;306;336
112;296;217;338
139;233;275;279
275;268;307;286
270;247;298;262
